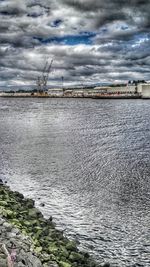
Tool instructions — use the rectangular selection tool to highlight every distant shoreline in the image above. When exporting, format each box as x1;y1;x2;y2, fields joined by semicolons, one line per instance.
1;83;150;99
0;94;142;99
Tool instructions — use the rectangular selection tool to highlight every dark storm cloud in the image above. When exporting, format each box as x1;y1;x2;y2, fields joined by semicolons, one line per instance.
62;0;150;32
0;0;26;16
62;0;148;13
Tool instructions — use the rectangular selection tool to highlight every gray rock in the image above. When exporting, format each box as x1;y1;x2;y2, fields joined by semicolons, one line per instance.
7;232;17;238
3;222;12;232
43;263;59;267
16;262;26;267
0;216;44;267
11;227;20;235
0;258;7;267
0;218;5;225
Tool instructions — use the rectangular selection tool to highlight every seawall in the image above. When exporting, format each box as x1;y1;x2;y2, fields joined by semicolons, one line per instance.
0;181;106;267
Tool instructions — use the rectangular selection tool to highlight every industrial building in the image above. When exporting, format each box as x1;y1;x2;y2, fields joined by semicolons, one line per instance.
137;84;150;98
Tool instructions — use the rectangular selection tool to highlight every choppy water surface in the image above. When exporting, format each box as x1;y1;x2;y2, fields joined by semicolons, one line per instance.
0;98;150;266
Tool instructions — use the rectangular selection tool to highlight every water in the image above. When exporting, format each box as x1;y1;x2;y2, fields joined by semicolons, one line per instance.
0;98;150;266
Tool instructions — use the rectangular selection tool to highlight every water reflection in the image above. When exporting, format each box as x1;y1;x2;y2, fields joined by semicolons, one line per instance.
0;98;150;266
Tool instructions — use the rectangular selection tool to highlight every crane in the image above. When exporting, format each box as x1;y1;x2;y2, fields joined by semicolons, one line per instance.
36;59;53;93
42;59;53;91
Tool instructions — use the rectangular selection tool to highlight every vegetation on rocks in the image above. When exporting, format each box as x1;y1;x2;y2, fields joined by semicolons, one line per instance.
0;184;102;267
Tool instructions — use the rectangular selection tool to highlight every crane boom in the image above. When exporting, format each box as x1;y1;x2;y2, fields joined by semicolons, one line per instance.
43;61;48;73
43;59;53;90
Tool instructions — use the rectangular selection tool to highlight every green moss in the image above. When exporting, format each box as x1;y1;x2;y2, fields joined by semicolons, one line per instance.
59;261;72;267
48;243;59;254
34;246;43;254
0;200;8;206
28;208;42;218
60;246;69;258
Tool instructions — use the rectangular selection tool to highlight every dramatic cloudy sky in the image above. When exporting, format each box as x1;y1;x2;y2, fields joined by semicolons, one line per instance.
0;0;150;88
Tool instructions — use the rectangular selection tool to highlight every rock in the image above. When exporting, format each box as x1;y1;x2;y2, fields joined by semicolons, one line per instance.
28;208;42;219
47;262;59;267
69;251;84;263
0;201;8;207
0;186;100;267
48;243;58;254
40;203;45;207
17;250;43;267
0;218;5;225
103;263;111;267
34;246;43;254
0;179;3;185
48;216;53;222
59;261;72;267
17;262;26;267
60;247;69;258
28;252;43;267
24;199;35;209
2;209;14;219
11;227;20;235
65;241;77;252
43;263;59;267
13;191;24;200
0;258;7;267
23;220;33;227
3;222;12;232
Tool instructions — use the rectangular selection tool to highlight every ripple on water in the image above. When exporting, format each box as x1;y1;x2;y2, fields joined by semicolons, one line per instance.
0;98;150;267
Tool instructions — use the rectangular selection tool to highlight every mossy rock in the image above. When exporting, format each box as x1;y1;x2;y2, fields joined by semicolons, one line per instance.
34;246;43;254
66;241;77;252
28;208;42;218
0;201;8;207
40;253;51;262
48;243;59;254
0;188;7;195
0;186;99;267
22;220;33;227
13;191;24;199
24;198;35;208
29;219;39;226
10;218;22;228
1;209;15;219
45;235;54;241
33;226;43;231
69;252;85;263
59;261;72;267
60;246;69;258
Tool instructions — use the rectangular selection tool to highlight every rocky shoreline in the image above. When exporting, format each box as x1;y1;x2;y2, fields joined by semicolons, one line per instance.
0;182;108;267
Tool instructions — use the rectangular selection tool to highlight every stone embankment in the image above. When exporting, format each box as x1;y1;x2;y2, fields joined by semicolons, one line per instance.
0;217;43;267
0;181;107;267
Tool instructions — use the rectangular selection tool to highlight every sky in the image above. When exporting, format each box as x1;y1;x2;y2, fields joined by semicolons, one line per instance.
0;0;150;88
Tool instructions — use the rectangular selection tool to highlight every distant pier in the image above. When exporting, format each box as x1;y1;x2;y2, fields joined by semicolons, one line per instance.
0;84;150;99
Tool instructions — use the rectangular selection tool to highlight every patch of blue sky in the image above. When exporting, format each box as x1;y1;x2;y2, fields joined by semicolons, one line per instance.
33;32;96;45
131;33;149;47
51;19;62;27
